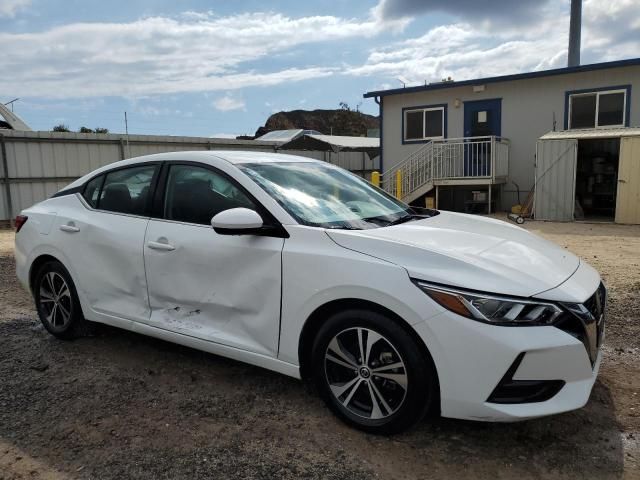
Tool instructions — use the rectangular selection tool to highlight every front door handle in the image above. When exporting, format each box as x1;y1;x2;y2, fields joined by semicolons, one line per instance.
60;223;80;233
147;240;175;251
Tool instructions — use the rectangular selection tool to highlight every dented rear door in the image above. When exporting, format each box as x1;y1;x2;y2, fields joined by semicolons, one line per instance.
142;219;284;357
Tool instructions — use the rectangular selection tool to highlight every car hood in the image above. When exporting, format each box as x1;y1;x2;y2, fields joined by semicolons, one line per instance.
326;211;580;298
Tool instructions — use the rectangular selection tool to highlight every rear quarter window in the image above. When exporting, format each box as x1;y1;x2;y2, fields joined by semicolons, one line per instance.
82;175;104;208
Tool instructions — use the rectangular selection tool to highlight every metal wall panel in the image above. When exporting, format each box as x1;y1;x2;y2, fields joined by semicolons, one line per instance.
0;185;6;220
0;131;379;220
534;138;578;221
615;136;640;224
279;150;380;174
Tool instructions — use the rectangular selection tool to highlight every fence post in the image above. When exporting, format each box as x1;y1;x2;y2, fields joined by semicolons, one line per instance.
0;134;13;224
395;170;402;199
119;139;126;160
371;171;380;188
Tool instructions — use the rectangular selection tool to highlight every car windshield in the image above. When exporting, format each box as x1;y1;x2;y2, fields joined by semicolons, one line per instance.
239;162;428;229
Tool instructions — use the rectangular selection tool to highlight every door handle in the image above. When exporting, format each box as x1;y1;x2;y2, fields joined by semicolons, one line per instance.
60;223;80;233
147;240;175;251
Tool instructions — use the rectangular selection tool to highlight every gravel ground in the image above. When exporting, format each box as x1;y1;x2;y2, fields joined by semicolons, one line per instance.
0;217;638;480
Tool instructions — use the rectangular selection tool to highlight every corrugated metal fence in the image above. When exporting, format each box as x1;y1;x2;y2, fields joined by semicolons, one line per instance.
0;131;379;221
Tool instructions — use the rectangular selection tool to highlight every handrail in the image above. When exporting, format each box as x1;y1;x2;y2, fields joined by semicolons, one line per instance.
380;135;510;202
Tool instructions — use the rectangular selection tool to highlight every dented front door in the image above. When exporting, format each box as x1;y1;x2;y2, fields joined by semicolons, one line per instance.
142;219;284;356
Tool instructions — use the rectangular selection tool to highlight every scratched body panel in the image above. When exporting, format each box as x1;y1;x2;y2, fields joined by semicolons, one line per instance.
52;195;151;323
143;219;284;356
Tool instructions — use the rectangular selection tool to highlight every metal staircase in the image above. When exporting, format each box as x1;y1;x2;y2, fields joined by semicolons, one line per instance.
381;136;509;204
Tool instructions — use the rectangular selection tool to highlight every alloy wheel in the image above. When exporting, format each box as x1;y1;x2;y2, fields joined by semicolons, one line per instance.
39;271;73;330
324;327;408;420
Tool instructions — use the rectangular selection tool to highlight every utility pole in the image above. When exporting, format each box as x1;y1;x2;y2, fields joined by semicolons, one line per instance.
124;111;130;158
568;0;582;67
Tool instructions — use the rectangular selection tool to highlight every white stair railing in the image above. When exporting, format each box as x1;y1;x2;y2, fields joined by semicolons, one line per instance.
380;136;509;202
381;141;434;199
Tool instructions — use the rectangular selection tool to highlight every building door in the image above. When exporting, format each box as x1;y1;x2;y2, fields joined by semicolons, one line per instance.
615;136;640;224
534;139;578;221
464;99;502;176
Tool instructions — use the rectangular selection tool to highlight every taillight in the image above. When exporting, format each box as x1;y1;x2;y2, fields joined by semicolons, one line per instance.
15;215;28;232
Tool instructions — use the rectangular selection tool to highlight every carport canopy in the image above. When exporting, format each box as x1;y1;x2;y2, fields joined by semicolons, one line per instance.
279;134;380;158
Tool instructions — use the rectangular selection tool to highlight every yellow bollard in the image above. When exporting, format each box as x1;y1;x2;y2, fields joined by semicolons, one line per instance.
371;171;380;188
395;170;402;199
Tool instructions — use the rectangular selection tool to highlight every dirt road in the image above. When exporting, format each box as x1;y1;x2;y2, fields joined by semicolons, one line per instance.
1;218;638;479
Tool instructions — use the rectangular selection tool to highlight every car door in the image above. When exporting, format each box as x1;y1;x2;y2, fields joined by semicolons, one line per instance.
55;163;159;323
142;162;285;357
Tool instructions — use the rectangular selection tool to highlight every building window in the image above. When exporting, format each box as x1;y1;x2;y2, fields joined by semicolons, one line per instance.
569;89;626;129
404;106;445;141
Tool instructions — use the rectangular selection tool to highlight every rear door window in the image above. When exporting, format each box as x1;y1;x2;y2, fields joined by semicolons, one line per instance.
97;165;157;215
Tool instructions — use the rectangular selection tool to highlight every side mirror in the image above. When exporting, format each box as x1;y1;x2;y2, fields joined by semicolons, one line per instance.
211;208;264;235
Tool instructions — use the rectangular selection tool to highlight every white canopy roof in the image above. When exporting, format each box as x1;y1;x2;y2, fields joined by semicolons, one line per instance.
0;103;32;131
540;127;640;140
303;134;379;149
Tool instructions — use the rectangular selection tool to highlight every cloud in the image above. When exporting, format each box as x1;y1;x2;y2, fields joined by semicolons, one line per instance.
0;11;391;99
1;2;636;103
0;0;30;17
372;0;549;23
213;95;245;111
353;0;639;86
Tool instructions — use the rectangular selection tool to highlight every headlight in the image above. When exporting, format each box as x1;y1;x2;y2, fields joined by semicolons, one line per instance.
414;281;563;326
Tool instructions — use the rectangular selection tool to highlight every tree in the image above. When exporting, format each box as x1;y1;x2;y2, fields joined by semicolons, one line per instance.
94;127;109;134
79;126;94;133
52;124;71;132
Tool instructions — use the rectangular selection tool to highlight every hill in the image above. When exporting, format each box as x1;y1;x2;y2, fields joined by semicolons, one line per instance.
253;105;379;138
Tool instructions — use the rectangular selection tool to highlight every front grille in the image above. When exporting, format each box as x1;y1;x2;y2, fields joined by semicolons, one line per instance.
559;282;606;367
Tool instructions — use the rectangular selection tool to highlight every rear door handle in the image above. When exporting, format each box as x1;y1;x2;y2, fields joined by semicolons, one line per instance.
60;223;80;233
147;240;175;251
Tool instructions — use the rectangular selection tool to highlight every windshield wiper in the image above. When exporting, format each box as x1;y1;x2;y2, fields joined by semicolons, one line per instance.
325;224;362;230
386;214;423;227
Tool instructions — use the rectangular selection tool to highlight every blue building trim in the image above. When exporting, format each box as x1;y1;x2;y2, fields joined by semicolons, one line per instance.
364;58;640;99
401;103;448;145
563;85;632;130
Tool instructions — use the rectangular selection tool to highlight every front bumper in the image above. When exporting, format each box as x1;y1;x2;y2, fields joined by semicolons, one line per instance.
412;268;604;422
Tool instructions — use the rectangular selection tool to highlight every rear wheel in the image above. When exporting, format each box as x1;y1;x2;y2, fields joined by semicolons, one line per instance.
311;309;438;434
34;261;92;339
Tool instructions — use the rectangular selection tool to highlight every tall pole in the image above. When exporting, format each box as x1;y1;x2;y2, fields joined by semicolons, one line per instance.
124;111;130;158
568;0;582;67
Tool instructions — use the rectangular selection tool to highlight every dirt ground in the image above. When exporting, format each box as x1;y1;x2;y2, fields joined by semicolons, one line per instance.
1;217;639;480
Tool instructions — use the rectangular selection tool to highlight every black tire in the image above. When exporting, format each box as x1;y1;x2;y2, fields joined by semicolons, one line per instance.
311;309;438;434
34;260;93;340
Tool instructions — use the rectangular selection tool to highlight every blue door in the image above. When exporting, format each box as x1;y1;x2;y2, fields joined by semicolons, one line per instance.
463;99;502;176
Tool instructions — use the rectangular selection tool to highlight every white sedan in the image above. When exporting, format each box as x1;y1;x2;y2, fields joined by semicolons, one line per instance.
14;151;605;434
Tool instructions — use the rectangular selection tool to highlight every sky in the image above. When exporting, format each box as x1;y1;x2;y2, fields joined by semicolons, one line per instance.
1;0;638;137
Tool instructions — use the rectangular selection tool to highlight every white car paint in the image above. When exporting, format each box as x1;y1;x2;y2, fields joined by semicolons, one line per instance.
15;150;604;423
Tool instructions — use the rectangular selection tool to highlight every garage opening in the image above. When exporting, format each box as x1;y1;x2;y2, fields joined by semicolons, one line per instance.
575;138;620;221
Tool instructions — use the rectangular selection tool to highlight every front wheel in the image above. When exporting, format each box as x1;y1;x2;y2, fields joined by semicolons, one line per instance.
311;309;438;434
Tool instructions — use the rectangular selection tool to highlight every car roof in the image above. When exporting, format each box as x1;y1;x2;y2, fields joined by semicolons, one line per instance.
131;150;319;165
60;150;320;192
